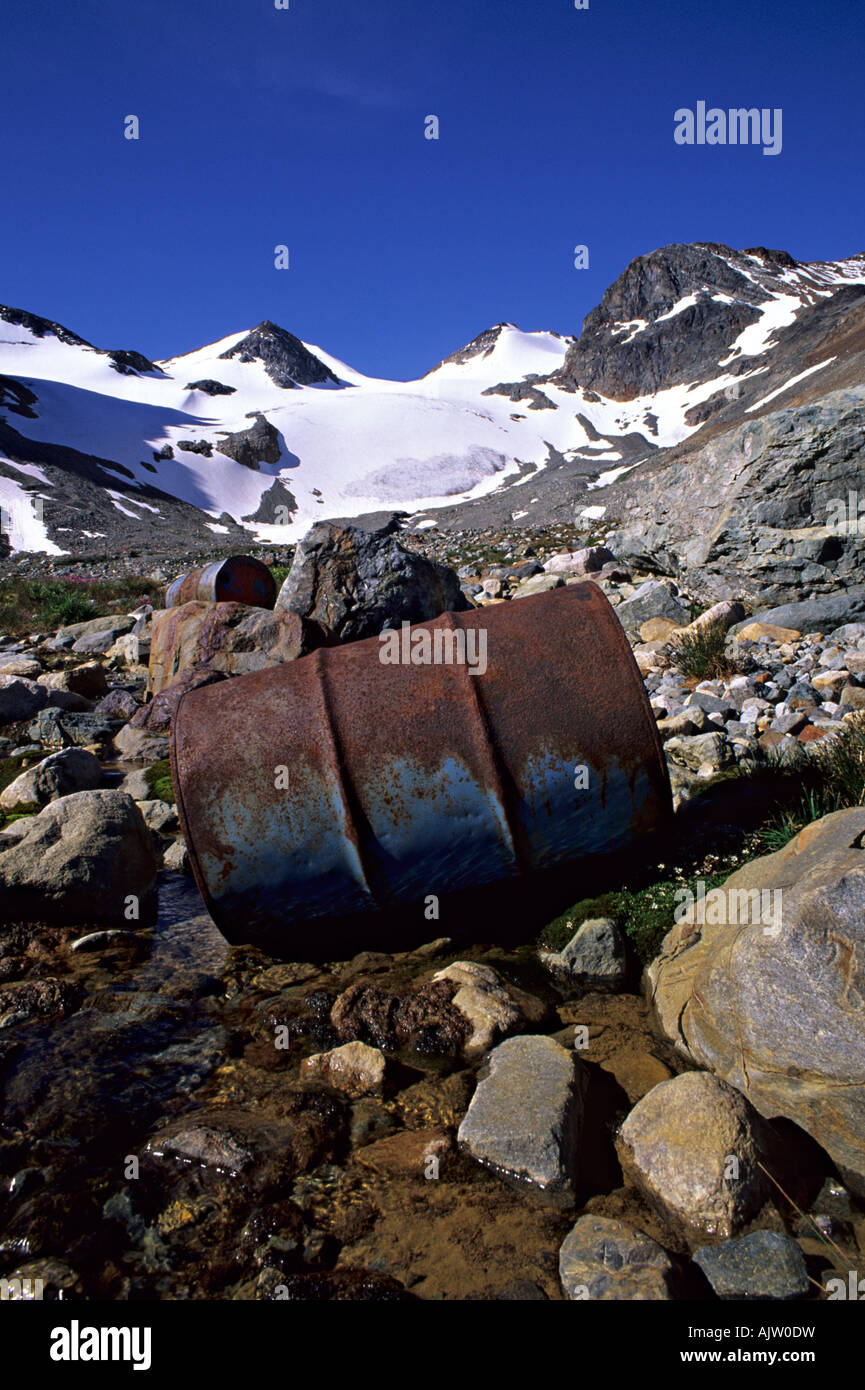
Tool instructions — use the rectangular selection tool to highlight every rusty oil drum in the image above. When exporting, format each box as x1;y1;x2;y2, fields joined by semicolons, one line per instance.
165;556;276;610
170;583;672;950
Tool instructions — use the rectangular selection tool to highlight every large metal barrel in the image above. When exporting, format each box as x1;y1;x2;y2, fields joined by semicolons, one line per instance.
170;583;671;951
165;556;276;610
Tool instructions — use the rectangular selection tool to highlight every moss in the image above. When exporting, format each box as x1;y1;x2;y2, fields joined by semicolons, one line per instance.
144;757;175;804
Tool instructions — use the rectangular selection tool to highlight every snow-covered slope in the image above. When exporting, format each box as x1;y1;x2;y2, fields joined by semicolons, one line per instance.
1;242;864;555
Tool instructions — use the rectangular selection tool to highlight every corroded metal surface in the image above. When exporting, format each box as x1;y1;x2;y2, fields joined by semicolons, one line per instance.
165;557;276;610
171;583;672;949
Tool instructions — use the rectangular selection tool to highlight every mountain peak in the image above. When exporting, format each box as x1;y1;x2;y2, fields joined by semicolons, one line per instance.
219;321;339;388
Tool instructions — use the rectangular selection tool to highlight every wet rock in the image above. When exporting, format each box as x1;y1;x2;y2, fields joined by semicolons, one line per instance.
0;747;105;810
300;1041;386;1097
330;978;471;1059
559;1214;677;1300
647;807;865;1196
0;978;81;1029
693;1230;809;1300
0;675;49;725
0;789;158;927
431;960;547;1058
147;602;330;697
541;918;627;993
458;1035;587;1197
69;929;141;952
275;520;470;641
355;1128;451;1179
615;1072;776;1242
0;1257;82;1300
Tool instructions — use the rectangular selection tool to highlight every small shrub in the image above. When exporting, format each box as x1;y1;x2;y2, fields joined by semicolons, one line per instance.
670;617;739;681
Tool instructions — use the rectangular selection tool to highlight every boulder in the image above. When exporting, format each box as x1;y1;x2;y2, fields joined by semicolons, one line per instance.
542;546;616;576
39;663;108;698
93;689;140;721
0;747;105;810
646;807;865;1196
615;1072;777;1242
28;709;115;748
0;789;158;926
559;1215;678;1300
0;675;49;725
275;520;470;641
541;917;627;992
457;1035;587;1197
430;960;547;1058
614;580;691;631
147;601;331;697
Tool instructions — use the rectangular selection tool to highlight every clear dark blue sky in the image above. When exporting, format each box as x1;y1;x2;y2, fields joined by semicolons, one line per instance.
3;0;863;379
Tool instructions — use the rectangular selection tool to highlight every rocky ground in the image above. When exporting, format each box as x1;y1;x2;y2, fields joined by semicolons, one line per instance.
1;522;864;1302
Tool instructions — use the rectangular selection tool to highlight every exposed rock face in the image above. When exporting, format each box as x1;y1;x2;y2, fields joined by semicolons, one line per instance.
615;1072;778;1242
276;521;470;641
0;789;158;926
215;413;282;470
184;379;236;396
146;601;332;696
604;389;865;606
647;808;865;1196
218;321;339;388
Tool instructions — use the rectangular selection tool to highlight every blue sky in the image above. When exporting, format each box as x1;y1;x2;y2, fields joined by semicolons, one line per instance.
3;0;863;378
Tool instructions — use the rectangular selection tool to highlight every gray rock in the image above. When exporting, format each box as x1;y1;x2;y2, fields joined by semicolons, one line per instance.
543;917;627;992
559;1215;677;1300
616;1072;776;1241
71;630;116;655
0;675;49;725
693;1230;809;1300
0;789;158;926
457;1035;586;1197
113;724;170;762
0;747;105;810
732;589;865;637
615;580;690;630
275;520;470;641
28;708;115;747
93;689;140;721
54;615;135;644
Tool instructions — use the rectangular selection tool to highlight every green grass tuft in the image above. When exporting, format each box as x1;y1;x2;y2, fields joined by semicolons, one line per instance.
670;617;739;681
